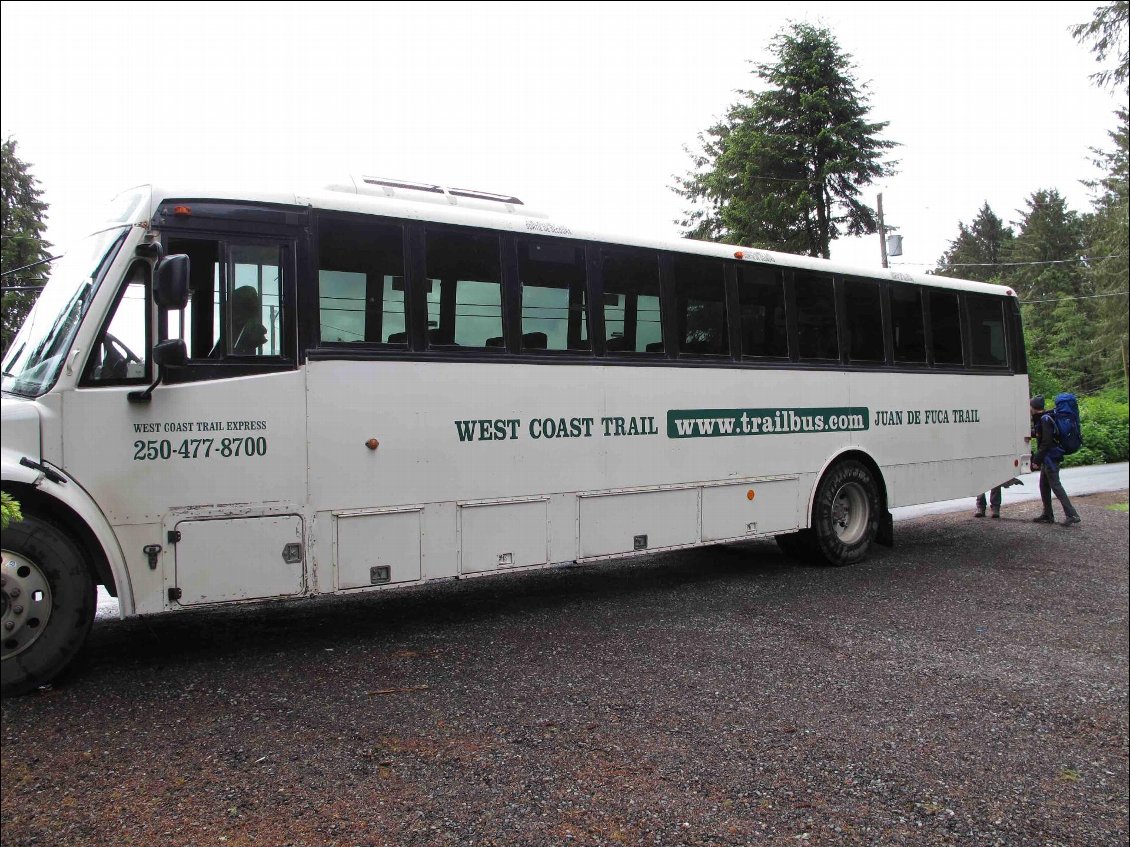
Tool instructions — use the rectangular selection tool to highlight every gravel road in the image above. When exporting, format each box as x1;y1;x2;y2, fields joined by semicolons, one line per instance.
2;492;1127;847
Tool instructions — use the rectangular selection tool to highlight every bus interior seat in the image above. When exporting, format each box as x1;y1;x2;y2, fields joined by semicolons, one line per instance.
386;331;407;343
646;342;665;353
521;332;548;350
606;336;630;352
486;336;505;347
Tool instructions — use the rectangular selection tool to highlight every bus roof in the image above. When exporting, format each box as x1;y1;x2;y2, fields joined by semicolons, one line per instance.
144;179;1016;298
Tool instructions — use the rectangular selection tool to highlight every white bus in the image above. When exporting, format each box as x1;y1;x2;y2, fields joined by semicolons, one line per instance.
1;177;1031;695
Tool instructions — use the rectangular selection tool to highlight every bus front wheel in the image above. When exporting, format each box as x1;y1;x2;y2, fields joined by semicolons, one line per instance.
1;515;96;697
809;460;880;567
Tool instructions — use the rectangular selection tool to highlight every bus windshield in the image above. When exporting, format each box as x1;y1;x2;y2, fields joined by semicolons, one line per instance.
1;226;130;398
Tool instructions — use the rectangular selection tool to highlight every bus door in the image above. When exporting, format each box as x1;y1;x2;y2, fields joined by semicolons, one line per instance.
62;213;310;607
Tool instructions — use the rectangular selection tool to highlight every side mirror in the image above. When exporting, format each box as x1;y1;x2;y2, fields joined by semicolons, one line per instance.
155;255;190;310
154;338;188;368
128;339;187;404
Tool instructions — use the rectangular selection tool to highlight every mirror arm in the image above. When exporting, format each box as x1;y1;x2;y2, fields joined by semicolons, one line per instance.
128;368;164;404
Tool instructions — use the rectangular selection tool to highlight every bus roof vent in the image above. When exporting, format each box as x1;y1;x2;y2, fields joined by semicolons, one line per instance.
327;175;548;218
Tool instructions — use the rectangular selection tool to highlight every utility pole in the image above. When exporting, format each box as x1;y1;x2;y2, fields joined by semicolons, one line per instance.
878;193;888;269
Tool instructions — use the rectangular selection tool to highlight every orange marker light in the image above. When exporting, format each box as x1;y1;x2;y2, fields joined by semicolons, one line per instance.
734;251;745;260
747;489;756;501
173;205;192;216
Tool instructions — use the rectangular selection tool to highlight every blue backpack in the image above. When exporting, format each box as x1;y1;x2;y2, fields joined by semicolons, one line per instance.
1052;393;1082;455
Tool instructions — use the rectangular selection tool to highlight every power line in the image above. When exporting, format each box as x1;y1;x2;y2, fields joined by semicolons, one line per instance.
1021;291;1129;304
894;253;1127;270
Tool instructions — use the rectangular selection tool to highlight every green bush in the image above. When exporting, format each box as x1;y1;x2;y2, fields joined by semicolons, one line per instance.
1061;395;1129;467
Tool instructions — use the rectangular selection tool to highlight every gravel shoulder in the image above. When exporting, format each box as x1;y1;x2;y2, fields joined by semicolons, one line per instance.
3;492;1128;847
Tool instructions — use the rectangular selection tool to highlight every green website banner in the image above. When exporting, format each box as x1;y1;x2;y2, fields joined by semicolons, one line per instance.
668;407;870;438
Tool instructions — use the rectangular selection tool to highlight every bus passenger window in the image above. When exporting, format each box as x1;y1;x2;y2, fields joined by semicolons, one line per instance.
794;272;838;361
517;239;589;351
843;278;884;363
673;255;728;356
425;230;502;348
738;265;788;358
929;290;963;365
317;218;405;344
967;294;1007;367
890;285;925;363
602;248;662;353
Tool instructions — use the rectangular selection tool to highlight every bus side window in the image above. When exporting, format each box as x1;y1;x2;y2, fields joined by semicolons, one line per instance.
737;264;788;358
317;217;405;344
890;284;926;364
425;229;503;349
843;278;884;363
673;255;728;356
517;238;589;352
82;261;150;385
794;271;838;361
929;290;963;366
966;294;1007;367
602;248;662;354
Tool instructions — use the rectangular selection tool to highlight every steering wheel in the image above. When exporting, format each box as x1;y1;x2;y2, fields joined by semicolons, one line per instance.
97;332;142;380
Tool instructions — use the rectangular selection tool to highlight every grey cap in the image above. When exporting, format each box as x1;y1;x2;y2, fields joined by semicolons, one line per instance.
1030;395;1045;411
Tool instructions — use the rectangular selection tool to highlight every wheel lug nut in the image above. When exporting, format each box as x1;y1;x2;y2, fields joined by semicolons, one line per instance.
12;605;23;615
3;621;13;631
8;587;19;599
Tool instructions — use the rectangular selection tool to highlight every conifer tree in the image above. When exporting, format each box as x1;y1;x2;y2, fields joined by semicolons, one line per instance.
1;138;51;354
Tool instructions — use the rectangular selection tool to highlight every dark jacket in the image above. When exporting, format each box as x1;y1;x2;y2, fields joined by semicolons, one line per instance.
1032;412;1064;470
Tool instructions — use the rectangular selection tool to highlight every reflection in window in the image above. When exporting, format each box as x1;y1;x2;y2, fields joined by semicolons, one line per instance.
890;285;926;363
929;290;963;365
317;218;404;343
843;278;884;362
795;272;839;360
967;294;1007;367
673;255;727;355
738;265;788;358
603;249;662;353
518;239;588;351
425;229;502;348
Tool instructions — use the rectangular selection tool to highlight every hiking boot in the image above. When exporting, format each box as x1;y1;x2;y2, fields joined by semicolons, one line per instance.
1032;513;1054;523
1062;515;1081;526
991;511;1000;519
974;509;986;518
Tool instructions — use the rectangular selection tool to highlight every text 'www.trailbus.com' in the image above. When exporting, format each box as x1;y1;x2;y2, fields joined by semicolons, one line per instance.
667;408;870;438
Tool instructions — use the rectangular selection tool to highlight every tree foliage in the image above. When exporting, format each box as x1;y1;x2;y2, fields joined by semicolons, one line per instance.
934;202;1015;283
673;22;898;259
1071;0;1130;91
1;138;51;354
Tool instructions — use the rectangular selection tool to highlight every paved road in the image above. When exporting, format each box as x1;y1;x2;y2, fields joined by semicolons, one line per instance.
892;461;1130;521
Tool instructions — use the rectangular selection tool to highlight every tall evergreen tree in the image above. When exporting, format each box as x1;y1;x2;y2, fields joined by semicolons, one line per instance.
934;202;1015;283
1082;107;1129;388
1;138;51;354
1008;190;1101;395
673;22;898;259
1071;0;1129;92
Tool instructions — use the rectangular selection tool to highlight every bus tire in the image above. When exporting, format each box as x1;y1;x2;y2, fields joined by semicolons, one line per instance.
1;515;96;697
809;460;880;567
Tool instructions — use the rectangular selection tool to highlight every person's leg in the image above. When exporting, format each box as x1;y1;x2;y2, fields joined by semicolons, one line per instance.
1045;464;1081;524
975;492;987;517
989;485;1002;517
1034;470;1054;521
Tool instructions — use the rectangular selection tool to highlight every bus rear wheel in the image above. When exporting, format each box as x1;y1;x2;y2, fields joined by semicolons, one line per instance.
808;460;880;567
1;516;96;697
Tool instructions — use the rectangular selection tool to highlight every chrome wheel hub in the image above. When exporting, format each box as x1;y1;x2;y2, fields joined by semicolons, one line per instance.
1;550;54;660
830;482;869;546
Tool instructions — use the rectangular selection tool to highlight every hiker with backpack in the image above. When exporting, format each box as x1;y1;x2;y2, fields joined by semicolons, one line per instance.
1030;394;1082;526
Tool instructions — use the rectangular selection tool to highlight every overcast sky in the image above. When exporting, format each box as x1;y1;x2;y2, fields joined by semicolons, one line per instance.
1;1;1123;274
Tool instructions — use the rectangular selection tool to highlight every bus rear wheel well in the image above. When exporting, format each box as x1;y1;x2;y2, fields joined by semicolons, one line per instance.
1;482;117;597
